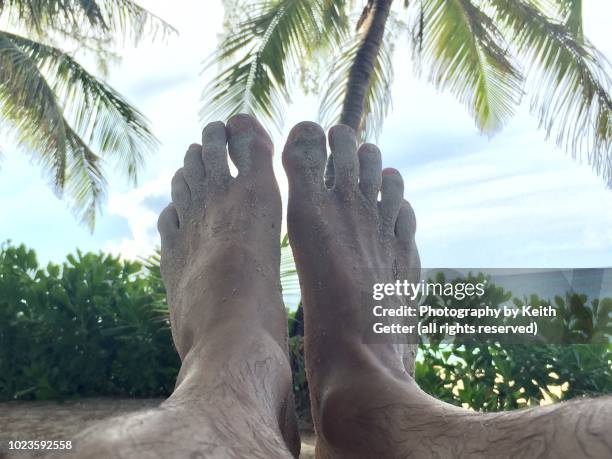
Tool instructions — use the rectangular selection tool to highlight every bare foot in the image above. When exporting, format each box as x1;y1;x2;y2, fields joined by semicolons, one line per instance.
282;122;612;458
66;115;299;458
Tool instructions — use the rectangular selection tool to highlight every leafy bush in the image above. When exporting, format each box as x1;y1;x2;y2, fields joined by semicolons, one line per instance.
0;243;179;400
416;273;612;411
1;241;610;422
289;273;611;421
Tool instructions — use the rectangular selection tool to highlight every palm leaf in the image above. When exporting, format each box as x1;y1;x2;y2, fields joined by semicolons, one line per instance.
0;31;158;227
0;32;105;227
0;0;175;44
9;32;157;183
557;0;583;42
202;0;349;133
533;0;583;42
417;0;524;133
487;0;612;187
0;33;69;188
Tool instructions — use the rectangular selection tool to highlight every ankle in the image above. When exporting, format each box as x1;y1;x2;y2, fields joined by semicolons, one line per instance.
170;330;292;407
314;364;422;455
315;376;389;455
170;291;287;358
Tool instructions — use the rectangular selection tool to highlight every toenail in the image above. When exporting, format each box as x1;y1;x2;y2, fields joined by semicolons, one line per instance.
204;120;225;130
359;144;380;155
382;167;400;175
329;124;355;140
226;113;257;131
228;113;253;122
288;122;324;142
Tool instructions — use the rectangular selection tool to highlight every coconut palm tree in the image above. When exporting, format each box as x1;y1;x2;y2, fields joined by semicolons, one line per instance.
0;1;174;228
203;0;612;187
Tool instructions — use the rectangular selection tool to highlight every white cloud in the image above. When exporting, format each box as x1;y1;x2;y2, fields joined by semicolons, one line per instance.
103;170;173;259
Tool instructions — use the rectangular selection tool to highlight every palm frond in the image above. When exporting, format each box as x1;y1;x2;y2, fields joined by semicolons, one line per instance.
65;129;107;227
532;0;583;42
0;33;68;188
0;31;158;227
0;0;175;44
487;0;612;187
558;0;583;42
0;32;106;227
319;16;396;141
417;0;523;133
202;0;349;133
9;32;157;183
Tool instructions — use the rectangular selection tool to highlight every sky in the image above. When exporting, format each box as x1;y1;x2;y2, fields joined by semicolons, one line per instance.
0;0;611;270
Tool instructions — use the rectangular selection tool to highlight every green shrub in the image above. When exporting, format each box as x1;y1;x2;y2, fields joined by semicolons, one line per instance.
0;242;179;400
416;273;612;411
1;242;610;419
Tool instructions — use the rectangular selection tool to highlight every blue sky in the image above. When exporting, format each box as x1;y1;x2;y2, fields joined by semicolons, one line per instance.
0;0;611;269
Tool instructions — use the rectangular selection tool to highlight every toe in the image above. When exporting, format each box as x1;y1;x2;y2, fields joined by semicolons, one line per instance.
183;144;206;200
328;125;358;196
396;200;421;280
357;143;382;202
171;168;190;222
379;168;404;233
395;200;416;242
157;204;179;245
202;121;230;184
226;113;274;175
282;121;327;194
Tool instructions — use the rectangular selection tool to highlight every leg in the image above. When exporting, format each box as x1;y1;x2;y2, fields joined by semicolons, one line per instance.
282;121;612;458
66;115;299;458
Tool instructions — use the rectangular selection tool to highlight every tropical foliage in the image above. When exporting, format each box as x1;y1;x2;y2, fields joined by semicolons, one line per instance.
2;242;610;427
0;1;174;227
416;273;612;412
0;242;177;400
205;0;612;187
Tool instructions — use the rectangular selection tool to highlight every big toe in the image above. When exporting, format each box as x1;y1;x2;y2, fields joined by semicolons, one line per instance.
226;113;274;175
282;121;327;196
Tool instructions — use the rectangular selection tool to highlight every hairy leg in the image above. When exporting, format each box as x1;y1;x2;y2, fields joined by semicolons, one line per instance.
282;121;612;459
64;115;299;459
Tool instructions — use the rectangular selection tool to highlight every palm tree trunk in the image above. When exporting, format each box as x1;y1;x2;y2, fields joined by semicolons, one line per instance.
339;0;394;131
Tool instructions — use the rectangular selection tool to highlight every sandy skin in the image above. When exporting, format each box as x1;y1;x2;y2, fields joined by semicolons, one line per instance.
52;114;611;459
282;121;612;459
60;115;300;458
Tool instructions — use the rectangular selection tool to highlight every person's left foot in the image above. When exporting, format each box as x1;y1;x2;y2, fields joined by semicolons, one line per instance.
158;114;287;362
